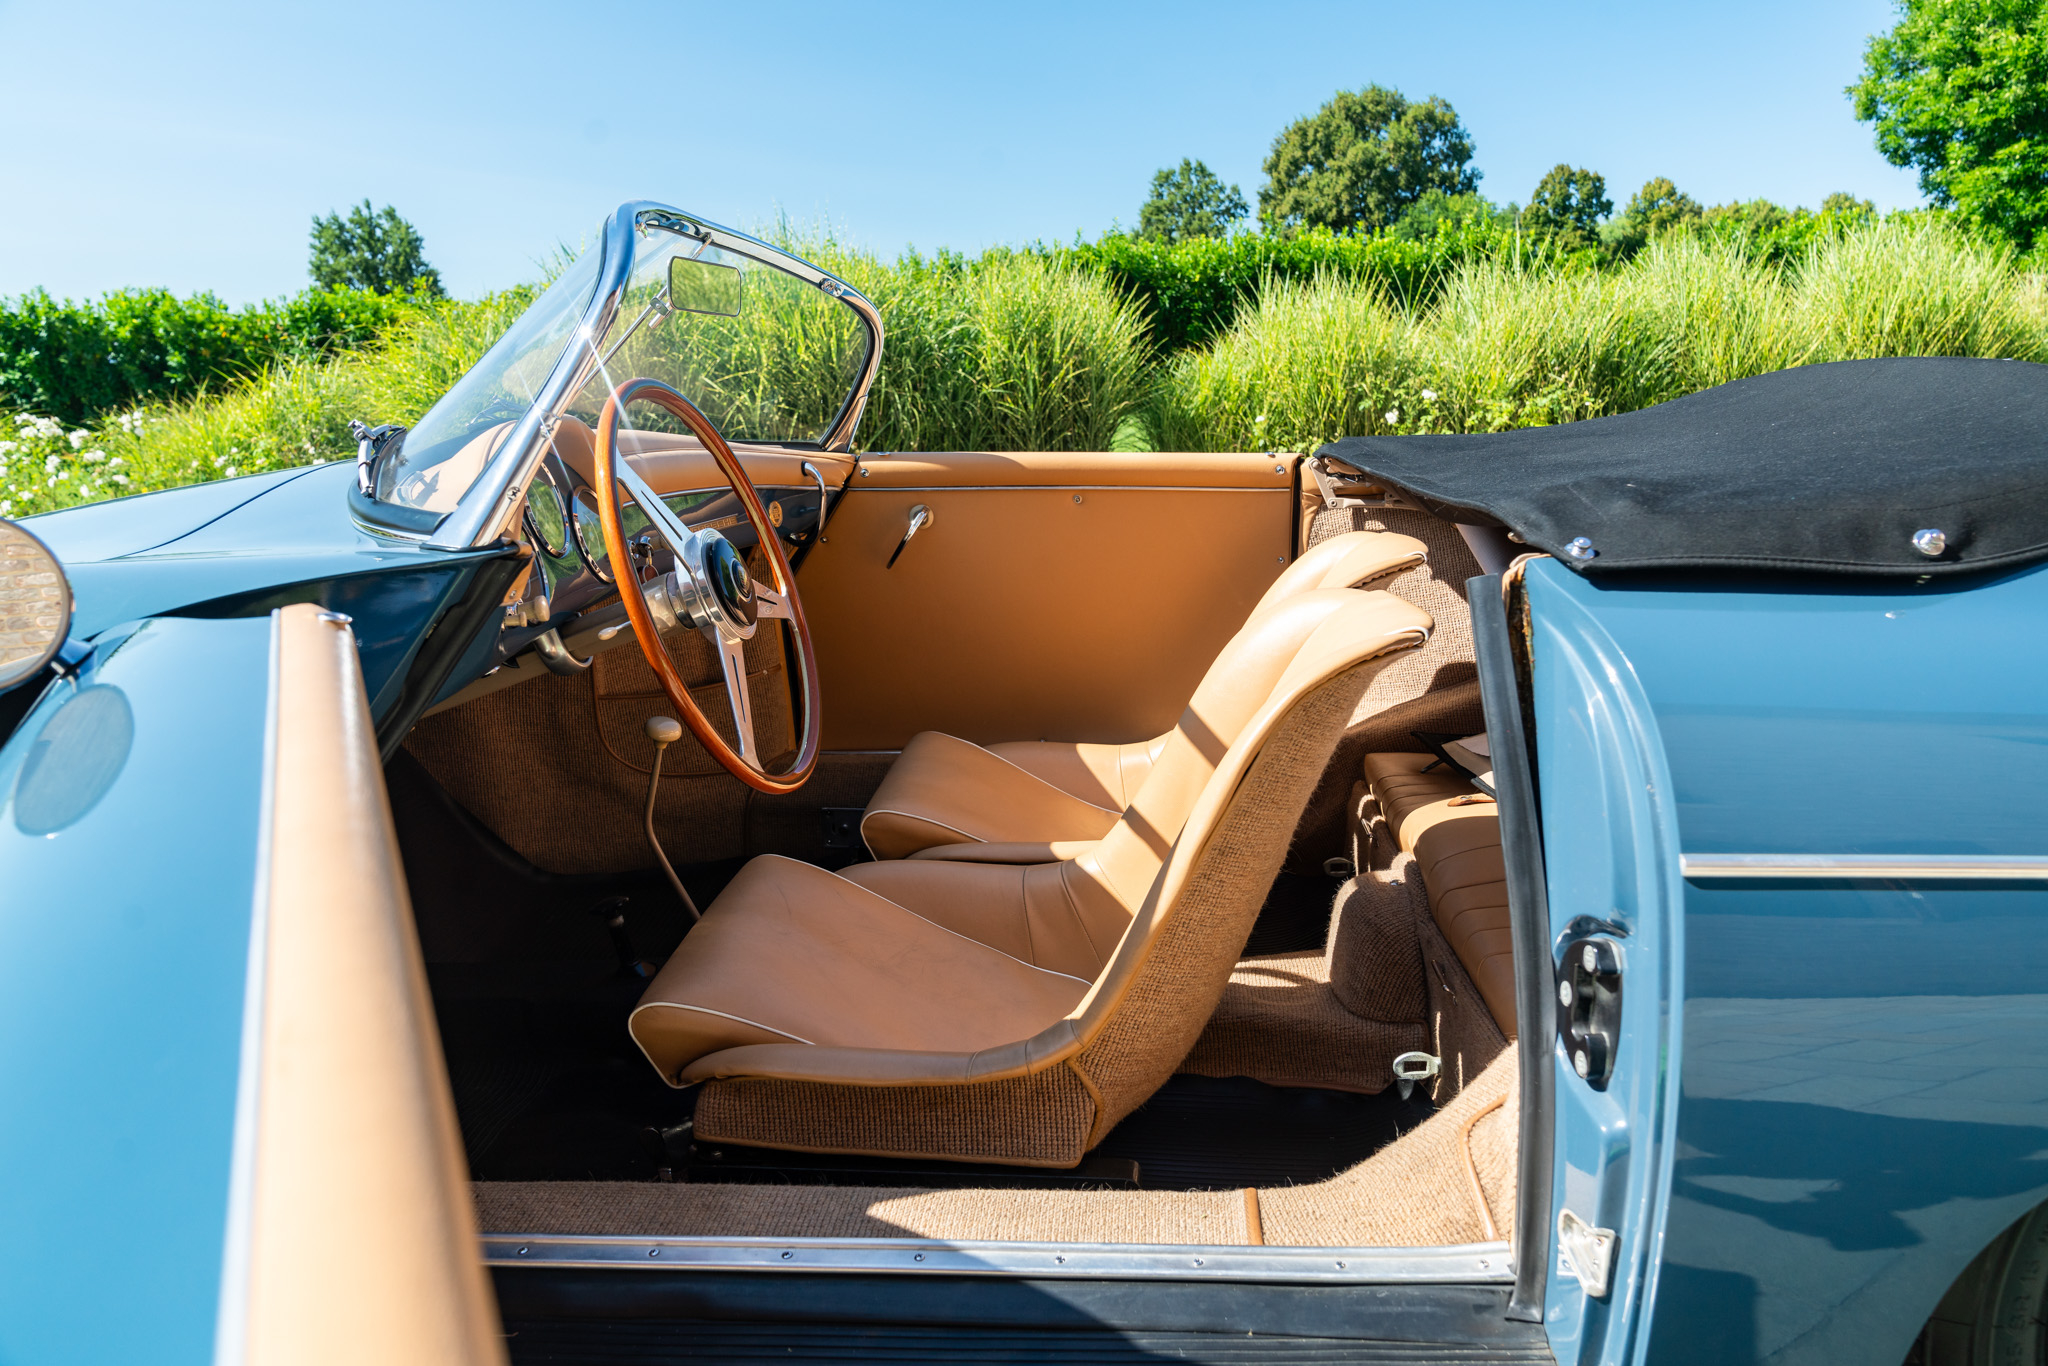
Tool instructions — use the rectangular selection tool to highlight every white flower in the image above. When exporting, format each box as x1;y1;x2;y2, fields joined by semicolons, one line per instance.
82;450;105;464
0;441;15;455
1384;409;1400;424
1421;389;1437;402
68;430;87;450
43;454;60;473
108;455;125;467
222;465;239;477
30;416;61;439
112;473;130;486
1253;414;1268;425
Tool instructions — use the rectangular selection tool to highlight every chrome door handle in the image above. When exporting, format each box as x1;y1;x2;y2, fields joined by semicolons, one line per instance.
886;504;934;569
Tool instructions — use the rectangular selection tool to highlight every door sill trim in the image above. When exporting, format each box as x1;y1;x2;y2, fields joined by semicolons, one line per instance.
482;1233;1513;1282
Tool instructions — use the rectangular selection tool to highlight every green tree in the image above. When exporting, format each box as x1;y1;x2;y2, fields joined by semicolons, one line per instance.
1703;198;1793;237
1525;165;1612;251
1852;0;2048;249
1599;177;1705;258
309;201;445;297
1259;85;1479;234
1821;191;1879;220
1139;159;1250;243
1386;189;1508;242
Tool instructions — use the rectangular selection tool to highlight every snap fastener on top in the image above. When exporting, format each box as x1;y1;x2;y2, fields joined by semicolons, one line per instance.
1912;528;1947;557
1564;537;1597;561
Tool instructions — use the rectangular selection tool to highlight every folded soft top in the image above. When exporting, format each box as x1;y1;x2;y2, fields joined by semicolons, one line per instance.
1316;357;2048;579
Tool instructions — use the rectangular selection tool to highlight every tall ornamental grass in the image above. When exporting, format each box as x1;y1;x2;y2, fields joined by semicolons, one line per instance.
836;249;1152;451
7;215;2044;519
1151;217;2048;452
1152;274;1423;452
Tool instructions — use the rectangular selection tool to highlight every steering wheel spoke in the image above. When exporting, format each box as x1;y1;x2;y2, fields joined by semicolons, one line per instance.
752;580;792;620
713;629;759;767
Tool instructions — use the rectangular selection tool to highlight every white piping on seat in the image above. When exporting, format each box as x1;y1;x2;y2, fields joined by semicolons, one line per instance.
628;1001;816;1046
858;807;986;856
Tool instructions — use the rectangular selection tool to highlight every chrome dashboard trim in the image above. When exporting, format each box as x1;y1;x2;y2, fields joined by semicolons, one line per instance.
480;1233;1514;1283
840;485;1290;494
1680;853;2048;881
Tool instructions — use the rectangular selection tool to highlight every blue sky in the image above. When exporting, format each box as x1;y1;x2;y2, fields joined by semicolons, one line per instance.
0;0;1919;305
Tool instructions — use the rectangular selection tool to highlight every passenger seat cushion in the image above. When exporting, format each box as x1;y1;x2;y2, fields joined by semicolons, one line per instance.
627;857;1090;1081
1362;752;1515;1035
860;732;1122;859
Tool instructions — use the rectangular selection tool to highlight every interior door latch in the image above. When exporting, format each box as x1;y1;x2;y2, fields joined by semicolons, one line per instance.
1556;936;1623;1089
886;503;934;568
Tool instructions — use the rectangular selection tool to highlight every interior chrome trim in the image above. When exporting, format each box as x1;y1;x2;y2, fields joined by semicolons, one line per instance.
841;485;1291;494
1681;853;2048;881
480;1233;1514;1283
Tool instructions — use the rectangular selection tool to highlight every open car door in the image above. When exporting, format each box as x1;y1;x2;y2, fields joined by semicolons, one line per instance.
0;604;502;1366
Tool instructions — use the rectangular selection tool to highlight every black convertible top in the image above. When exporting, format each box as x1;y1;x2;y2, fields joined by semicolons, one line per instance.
1317;357;2048;579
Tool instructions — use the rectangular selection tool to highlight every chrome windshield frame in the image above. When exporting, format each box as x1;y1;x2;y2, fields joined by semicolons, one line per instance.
426;201;884;551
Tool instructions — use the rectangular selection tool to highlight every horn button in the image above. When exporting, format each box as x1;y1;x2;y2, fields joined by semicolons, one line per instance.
705;535;756;628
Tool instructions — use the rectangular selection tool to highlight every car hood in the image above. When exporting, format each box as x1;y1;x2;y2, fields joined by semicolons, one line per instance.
25;464;333;564
25;462;488;639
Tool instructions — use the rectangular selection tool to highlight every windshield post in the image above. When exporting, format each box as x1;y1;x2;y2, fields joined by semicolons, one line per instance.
423;206;638;551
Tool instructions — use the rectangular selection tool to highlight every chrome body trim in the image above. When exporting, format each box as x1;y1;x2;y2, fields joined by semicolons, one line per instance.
429;202;883;551
211;614;285;1366
480;1233;1514;1283
1680;853;2048;881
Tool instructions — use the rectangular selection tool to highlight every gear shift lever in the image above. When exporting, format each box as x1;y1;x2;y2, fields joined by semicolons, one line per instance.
644;716;701;922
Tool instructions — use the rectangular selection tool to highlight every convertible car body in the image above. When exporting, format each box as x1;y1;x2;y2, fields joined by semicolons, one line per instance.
2;202;2045;1366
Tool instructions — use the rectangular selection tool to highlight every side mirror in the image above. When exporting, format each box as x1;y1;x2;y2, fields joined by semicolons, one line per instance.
668;256;743;317
0;519;74;693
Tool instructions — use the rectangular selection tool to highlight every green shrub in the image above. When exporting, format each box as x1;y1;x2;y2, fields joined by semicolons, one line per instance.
0;286;418;425
1;289;529;518
1055;214;1509;352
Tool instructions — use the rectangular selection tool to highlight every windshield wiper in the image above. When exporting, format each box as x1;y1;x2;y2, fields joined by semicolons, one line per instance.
349;419;407;497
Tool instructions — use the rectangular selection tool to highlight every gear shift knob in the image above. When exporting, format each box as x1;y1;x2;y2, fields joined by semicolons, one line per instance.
645;715;683;748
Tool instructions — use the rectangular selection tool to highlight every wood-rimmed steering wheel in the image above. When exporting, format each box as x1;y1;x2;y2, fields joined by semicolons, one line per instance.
591;378;820;794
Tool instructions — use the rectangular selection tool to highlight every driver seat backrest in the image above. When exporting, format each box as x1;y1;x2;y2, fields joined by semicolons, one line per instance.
857;529;1430;861
630;590;1434;1167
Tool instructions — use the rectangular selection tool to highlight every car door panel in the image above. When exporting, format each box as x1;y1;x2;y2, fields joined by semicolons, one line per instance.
798;452;1295;750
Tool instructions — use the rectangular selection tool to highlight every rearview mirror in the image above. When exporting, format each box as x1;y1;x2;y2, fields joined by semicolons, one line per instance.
668;256;743;317
0;519;73;693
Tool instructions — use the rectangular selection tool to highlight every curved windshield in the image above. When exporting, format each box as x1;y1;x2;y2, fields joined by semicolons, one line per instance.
376;247;604;513
563;228;872;447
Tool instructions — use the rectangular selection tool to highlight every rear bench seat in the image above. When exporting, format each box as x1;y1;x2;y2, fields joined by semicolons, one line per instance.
1362;752;1516;1034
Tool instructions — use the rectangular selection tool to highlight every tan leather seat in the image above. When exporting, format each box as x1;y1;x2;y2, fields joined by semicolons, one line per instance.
858;531;1429;861
628;589;1434;1167
1363;752;1515;1032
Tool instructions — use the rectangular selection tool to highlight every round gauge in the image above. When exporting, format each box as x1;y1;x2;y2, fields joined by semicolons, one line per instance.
570;486;612;582
523;478;568;559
